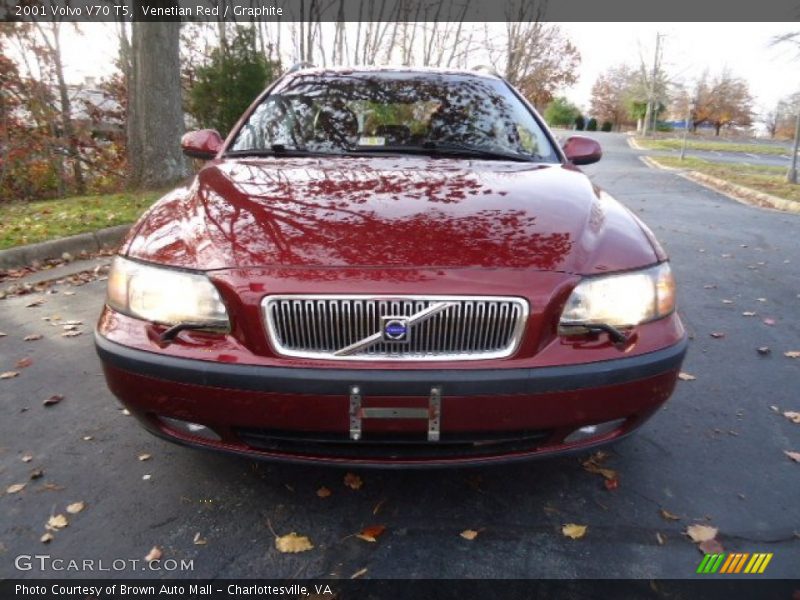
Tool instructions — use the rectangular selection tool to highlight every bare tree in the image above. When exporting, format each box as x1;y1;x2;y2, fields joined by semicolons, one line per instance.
691;69;754;136
590;64;637;131
128;21;187;188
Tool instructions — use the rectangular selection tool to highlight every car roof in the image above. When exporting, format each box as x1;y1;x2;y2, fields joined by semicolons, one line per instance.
285;65;503;81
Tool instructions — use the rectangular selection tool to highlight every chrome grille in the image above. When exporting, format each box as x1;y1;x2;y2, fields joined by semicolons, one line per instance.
263;295;529;361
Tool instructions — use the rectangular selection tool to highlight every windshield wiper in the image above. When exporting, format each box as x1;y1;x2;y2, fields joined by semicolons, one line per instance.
225;143;316;158
421;140;538;162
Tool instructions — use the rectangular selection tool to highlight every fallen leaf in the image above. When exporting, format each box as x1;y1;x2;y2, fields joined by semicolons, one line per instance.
582;459;617;481
702;284;716;289
742;311;756;317
40;483;64;492
66;501;85;514
699;538;724;554
1;371;19;379
40;533;54;544
460;529;479;540
678;372;696;381
783;412;800;424
356;525;386;543
21;454;33;463
757;297;767;302
373;498;387;515
61;331;82;338
344;472;363;490
30;468;44;480
275;532;314;553
316;486;332;498
757;347;771;356
144;546;162;562
686;524;718;543
709;332;725;339
43;394;64;407
763;318;776;326
660;509;681;521
138;453;152;461
784;451;800;463
0;331;6;337
142;474;151;480
63;320;83;326
721;299;733;304
656;532;666;545
23;334;43;342
193;532;207;546
47;514;68;530
6;483;26;494
121;408;131;416
82;436;93;441
15;357;33;369
604;478;620;491
62;324;80;331
26;299;44;307
770;405;780;412
785;351;800;359
562;524;587;539
350;567;368;579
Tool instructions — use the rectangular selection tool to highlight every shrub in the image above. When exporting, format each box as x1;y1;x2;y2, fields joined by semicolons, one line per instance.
574;115;585;131
601;121;613;132
586;118;598;131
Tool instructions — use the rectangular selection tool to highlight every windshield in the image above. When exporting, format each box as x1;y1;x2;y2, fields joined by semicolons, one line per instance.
228;71;559;162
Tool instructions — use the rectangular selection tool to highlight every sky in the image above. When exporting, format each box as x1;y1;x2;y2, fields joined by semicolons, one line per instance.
55;22;799;117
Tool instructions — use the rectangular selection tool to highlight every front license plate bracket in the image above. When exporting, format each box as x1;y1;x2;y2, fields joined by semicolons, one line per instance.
349;385;442;442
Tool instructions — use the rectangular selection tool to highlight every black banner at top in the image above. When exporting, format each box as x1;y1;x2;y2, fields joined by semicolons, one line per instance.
1;0;799;22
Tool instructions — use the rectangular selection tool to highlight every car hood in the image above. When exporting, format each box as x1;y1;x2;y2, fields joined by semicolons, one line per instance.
124;156;659;274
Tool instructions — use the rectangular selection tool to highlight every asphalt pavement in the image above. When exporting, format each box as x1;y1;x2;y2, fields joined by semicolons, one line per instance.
1;132;798;580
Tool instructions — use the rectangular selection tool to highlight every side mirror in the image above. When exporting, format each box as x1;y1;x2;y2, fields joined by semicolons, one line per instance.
562;136;602;166
181;129;223;160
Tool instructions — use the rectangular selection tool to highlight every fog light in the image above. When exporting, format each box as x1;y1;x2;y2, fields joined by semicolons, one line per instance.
563;418;626;444
160;417;221;441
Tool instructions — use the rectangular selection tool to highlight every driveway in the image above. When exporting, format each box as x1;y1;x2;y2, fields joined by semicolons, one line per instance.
1;132;798;580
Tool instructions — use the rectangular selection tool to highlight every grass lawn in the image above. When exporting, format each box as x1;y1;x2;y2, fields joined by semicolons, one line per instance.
636;137;790;156
0;190;162;251
652;156;800;203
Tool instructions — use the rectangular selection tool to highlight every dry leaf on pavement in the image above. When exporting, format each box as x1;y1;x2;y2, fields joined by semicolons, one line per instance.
604;478;620;491
15;357;33;369
350;567;368;579
275;532;314;553
1;371;19;379
356;525;386;543
763;318;776;326
6;483;26;494
0;332;6;337
138;453;152;461
656;532;666;545
316;486;331;498
193;532;207;546
66;501;85;514
783;412;800;424
757;347;771;356
144;546;162;562
784;351;800;359
562;524;587;539
344;472;363;490
43;394;64;407
460;529;479;540
709;332;725;339
47;514;68;530
21;454;33;463
23;334;43;342
40;533;54;544
30;469;44;480
699;538;724;554
61;331;82;338
678;372;696;381
582;456;617;481
741;311;756;317
784;451;800;463
685;524;718;543
660;509;681;521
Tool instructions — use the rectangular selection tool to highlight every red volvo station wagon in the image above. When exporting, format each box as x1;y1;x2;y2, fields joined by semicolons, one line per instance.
95;66;687;466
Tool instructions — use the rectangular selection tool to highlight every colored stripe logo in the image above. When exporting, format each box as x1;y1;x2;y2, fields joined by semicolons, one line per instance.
696;553;773;574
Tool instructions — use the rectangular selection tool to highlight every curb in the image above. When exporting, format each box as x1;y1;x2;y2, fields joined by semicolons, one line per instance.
627;136;645;151
639;156;800;215
0;224;131;270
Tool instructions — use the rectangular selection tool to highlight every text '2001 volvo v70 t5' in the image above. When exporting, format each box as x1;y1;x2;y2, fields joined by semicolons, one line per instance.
95;66;687;466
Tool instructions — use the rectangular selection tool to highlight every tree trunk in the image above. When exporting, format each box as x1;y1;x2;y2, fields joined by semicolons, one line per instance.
128;20;187;189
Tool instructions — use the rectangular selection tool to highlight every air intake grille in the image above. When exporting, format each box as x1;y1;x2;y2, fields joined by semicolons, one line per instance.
263;295;528;361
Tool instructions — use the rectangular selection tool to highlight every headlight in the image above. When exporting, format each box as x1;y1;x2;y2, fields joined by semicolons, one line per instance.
107;256;229;327
559;262;675;329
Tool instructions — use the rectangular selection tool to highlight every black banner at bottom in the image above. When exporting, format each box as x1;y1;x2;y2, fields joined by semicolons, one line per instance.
2;579;799;600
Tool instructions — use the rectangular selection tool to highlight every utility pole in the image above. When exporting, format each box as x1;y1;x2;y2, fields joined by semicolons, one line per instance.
788;113;800;184
642;32;664;138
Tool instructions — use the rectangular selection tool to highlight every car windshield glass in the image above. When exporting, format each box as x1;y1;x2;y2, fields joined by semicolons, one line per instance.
228;71;559;162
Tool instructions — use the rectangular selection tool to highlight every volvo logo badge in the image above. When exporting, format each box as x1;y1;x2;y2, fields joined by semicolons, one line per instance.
382;317;410;342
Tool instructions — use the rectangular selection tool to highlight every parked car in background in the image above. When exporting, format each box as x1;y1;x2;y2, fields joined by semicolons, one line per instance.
96;66;687;466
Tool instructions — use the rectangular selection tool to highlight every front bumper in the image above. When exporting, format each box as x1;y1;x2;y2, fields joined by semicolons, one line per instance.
95;331;688;467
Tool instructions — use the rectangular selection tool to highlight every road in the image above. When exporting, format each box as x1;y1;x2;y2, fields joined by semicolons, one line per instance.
1;132;799;580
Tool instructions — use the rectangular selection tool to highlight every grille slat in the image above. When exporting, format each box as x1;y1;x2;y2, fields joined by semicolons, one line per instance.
264;295;528;361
